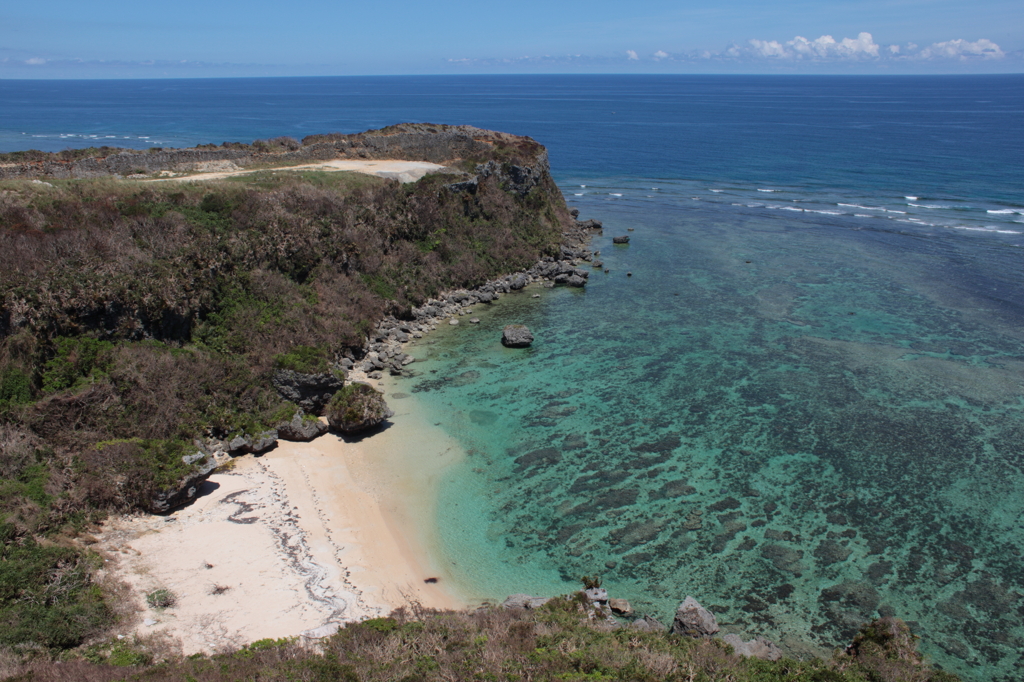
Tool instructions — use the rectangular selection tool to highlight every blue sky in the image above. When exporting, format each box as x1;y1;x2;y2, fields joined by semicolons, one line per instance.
2;0;1021;77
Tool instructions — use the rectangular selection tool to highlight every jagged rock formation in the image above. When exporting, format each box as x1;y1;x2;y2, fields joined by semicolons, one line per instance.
672;596;720;638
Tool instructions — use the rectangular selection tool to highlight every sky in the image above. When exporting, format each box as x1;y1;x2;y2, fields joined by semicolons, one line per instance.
1;0;1022;78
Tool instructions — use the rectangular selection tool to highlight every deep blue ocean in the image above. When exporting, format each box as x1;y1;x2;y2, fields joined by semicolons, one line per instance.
3;75;1024;680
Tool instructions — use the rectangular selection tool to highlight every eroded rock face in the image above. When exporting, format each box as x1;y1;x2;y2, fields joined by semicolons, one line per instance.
271;370;345;413
326;383;394;433
502;324;534;348
671;596;720;638
276;410;329;442
149;452;219;513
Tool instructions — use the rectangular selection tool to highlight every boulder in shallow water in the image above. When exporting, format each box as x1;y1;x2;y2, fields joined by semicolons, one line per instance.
502;324;534;348
671;596;719;638
326;383;394;433
612;235;630;244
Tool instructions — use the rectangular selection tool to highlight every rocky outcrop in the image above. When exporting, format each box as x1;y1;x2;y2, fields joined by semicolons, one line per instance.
612;235;630;244
502;325;534;348
227;430;278;455
671;596;719;638
631;615;667;632
149;452;219;513
502;594;552;609
271;370;345;414
326;383;394;433
276;410;329;441
721;634;783;661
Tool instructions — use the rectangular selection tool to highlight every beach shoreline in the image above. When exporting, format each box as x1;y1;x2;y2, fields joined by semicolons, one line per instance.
95;404;471;654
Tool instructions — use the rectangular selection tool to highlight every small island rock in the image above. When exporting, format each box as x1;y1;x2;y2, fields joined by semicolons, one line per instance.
326;383;394;433
612;235;630;244
502;324;534;348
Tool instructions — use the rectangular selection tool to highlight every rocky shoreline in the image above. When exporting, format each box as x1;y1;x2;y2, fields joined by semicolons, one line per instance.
501;589;784;662
151;210;605;512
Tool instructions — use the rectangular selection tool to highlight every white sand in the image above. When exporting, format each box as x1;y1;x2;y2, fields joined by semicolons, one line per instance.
155;159;446;184
97;406;468;654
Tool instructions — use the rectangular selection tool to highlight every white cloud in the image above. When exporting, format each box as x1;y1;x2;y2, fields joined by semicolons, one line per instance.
654;50;668;60
919;38;1004;60
724;33;1007;64
749;32;880;60
25;57;47;65
626;50;639;60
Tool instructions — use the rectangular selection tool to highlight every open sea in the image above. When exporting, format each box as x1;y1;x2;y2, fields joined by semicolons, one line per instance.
3;74;1024;680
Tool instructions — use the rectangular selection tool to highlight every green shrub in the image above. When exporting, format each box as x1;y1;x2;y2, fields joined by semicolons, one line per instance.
41;337;115;393
145;588;176;609
273;346;330;374
0;367;33;405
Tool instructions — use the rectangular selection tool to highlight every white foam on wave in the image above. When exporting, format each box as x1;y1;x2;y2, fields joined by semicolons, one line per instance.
710;189;724;193
908;203;952;209
580;185;586;188
573;193;584;196
757;188;778;193
838;203;885;211
610;193;623;197
987;208;1023;215
952;226;1022;234
805;209;842;215
905;196;918;201
780;206;803;212
854;214;874;218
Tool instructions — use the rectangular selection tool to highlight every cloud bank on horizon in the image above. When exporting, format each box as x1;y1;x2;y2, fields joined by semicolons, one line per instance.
449;32;1016;70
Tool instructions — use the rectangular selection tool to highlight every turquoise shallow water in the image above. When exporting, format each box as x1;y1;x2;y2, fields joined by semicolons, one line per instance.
392;181;1024;682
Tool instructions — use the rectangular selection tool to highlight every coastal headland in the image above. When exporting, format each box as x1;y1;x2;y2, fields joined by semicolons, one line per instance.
0;125;961;681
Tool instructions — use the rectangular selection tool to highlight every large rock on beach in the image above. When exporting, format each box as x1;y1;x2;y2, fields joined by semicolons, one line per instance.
671;596;719;638
271;369;345;414
502;324;534;348
149;452;219;513
227;430;278;455
326;383;394;433
277;410;329;441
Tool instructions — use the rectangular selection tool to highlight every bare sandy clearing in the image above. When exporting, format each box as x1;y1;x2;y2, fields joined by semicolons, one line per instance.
155;159;446;184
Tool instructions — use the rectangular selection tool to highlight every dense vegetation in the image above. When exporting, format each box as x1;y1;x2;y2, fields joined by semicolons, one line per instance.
0;130;569;654
1;597;959;681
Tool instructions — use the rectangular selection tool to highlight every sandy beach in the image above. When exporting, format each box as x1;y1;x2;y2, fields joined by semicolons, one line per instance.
96;394;469;654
